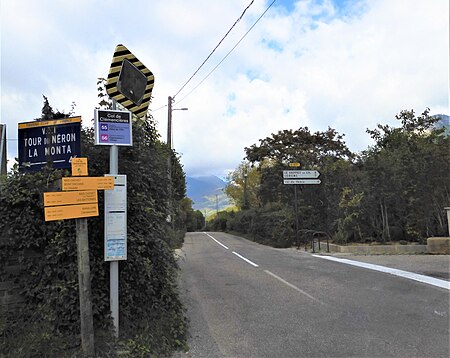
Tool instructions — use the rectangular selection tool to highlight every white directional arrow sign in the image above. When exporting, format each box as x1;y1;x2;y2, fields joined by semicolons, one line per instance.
283;170;320;179
283;179;321;185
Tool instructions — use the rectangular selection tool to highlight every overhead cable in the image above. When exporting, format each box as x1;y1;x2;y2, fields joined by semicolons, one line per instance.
175;0;278;106
172;0;255;99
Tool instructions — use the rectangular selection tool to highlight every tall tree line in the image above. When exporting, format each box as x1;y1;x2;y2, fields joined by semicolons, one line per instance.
223;109;449;246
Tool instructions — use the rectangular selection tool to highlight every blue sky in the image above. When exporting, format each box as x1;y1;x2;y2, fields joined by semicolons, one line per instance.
1;0;448;177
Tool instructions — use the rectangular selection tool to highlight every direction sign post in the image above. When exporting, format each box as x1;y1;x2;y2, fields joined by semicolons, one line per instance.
45;203;98;222
44;190;97;207
76;218;95;356
62;177;114;191
42;157;115;356
72;158;88;176
283;179;321;185
282;167;322;251
283;170;320;179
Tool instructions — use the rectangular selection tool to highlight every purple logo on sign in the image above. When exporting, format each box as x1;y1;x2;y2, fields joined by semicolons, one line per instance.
96;109;132;146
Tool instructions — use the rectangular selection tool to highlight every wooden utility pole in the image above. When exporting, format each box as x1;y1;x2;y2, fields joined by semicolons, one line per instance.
167;96;173;148
76;218;95;357
167;96;173;226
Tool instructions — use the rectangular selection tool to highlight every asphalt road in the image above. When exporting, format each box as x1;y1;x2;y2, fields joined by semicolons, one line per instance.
175;232;450;358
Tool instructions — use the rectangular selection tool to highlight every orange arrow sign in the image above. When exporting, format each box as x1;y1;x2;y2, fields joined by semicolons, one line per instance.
62;177;114;191
45;203;99;221
44;190;97;207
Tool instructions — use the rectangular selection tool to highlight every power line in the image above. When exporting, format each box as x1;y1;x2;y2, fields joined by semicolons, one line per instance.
151;104;167;113
172;0;255;99
175;0;278;106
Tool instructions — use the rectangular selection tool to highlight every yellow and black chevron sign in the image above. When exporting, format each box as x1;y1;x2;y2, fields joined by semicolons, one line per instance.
106;44;155;118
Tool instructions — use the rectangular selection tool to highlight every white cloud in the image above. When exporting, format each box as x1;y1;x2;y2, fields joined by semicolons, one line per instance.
1;0;448;175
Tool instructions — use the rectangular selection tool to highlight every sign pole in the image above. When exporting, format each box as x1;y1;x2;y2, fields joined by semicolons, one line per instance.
110;99;120;338
76;218;95;356
294;184;300;250
110;145;119;338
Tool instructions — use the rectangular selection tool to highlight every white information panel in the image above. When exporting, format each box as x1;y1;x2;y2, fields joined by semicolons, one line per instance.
104;174;127;261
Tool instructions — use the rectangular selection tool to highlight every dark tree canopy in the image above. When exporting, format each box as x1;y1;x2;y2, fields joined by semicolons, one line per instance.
245;126;353;167
219;109;449;247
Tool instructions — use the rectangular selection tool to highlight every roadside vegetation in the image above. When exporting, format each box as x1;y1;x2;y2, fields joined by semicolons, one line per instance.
210;109;449;248
0;95;191;357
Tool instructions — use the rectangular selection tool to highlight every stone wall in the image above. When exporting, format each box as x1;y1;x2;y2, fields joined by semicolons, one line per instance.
427;237;450;254
314;238;450;255
319;243;428;254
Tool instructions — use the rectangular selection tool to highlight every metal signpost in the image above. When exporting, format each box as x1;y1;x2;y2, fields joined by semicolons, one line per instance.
102;44;154;338
283;165;322;250
95;105;130;338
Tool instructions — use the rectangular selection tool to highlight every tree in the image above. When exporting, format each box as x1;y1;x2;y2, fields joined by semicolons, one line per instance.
334;187;365;243
245;126;353;167
244;127;354;207
223;109;448;246
362;108;450;241
225;161;261;209
178;197;205;232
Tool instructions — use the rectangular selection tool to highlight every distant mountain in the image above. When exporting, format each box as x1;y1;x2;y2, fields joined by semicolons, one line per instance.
434;114;449;136
186;175;230;212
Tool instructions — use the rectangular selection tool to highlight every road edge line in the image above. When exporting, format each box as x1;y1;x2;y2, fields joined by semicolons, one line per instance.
312;254;450;290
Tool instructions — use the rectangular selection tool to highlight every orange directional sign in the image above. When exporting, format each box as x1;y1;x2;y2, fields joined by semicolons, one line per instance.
71;158;88;176
62;177;114;191
289;162;301;167
44;190;97;207
45;203;99;221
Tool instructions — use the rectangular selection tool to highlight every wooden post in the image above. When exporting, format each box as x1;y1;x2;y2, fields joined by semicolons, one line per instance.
76;218;95;357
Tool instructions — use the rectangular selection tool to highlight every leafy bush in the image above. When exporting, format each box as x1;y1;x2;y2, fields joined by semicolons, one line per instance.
0;115;187;356
211;207;295;248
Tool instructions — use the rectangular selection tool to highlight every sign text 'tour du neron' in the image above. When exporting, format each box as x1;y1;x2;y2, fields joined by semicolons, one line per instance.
18;117;81;172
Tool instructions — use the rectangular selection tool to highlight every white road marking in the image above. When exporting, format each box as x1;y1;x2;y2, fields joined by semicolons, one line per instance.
204;232;229;250
264;270;324;304
232;251;259;267
312;255;450;290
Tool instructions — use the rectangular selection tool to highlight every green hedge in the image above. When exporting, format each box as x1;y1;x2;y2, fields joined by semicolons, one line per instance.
0;121;187;357
209;207;295;248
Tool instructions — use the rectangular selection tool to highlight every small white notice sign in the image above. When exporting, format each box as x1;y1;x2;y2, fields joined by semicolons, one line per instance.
104;174;127;261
